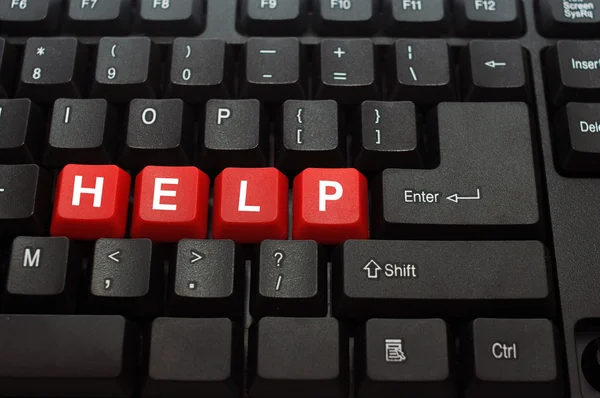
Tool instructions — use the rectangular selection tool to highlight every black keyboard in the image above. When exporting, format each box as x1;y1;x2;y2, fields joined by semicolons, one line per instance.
1;0;600;397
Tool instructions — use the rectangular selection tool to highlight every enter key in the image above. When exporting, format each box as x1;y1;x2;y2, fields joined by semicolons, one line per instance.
372;102;541;239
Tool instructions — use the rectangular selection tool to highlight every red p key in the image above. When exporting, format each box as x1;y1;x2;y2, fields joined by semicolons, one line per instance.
50;164;131;240
212;167;288;243
293;168;369;244
131;166;210;242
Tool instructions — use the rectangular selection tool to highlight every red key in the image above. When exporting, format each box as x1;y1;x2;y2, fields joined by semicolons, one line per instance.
131;166;210;242
293;168;369;244
50;164;131;240
212;167;288;243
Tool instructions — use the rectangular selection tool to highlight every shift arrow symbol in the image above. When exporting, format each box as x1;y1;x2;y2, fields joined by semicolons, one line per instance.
485;60;507;68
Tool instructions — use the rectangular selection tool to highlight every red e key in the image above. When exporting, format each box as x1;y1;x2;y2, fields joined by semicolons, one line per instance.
293;168;369;244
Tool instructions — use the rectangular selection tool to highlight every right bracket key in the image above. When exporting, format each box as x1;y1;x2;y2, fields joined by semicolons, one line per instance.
372;102;540;239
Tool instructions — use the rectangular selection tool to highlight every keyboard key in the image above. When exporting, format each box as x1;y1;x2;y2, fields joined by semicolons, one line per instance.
316;39;379;103
292;168;369;244
372;103;539;239
50;164;131;240
460;40;530;102
251;240;327;317
313;0;379;35
554;102;600;173
383;0;450;36
4;237;77;313
120;99;193;168
546;40;600;105
464;319;560;398
92;37;160;102
241;37;307;101
356;319;455;398
198;99;269;169
276;100;345;171
455;0;524;37
240;0;308;36
353;101;424;170
166;38;233;102
333;240;551;319
17;37;88;103
43;99;117;168
537;0;600;38
0;165;51;237
144;318;242;398
167;239;243;317
0;39;16;97
212;168;288;243
248;317;349;398
0;99;42;164
0;315;137;397
131;166;210;242
136;0;205;36
89;238;162;317
0;0;62;35
66;0;132;35
387;39;454;103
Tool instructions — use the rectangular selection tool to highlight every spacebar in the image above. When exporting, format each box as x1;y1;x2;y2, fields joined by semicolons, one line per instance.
333;240;552;319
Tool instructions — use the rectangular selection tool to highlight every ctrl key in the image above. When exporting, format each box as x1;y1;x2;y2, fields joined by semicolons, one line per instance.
463;318;561;398
0;315;137;397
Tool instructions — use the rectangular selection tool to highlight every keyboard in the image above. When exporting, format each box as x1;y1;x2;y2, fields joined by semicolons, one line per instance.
1;0;600;397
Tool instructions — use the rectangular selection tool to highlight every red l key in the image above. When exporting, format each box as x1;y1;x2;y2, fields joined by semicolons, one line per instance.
212;168;288;243
131;166;210;242
293;168;369;244
50;164;131;240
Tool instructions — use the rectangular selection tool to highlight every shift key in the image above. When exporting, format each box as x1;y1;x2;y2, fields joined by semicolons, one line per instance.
333;240;552;319
371;102;540;240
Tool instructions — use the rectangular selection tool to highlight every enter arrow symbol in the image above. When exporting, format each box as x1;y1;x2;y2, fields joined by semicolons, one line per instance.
190;250;204;264
107;251;121;263
485;60;507;68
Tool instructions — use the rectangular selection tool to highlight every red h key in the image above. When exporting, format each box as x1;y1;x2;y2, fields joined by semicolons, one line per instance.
50;164;131;240
293;168;369;244
131;166;210;242
212;167;288;243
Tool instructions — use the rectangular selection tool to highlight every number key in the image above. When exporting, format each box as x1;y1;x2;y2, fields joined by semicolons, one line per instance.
91;37;160;103
165;38;233;103
17;37;88;103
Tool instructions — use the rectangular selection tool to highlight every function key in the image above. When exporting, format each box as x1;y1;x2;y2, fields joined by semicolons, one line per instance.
387;39;454;103
166;38;233;103
241;37;308;102
356;319;455;398
315;39;379;104
136;0;205;36
239;0;308;36
538;0;600;38
454;0;524;37
17;37;88;103
460;40;530;102
463;318;560;398
0;0;62;35
91;37;161;102
554;102;600;173
545;40;600;105
313;0;379;36
66;0;132;36
384;0;450;36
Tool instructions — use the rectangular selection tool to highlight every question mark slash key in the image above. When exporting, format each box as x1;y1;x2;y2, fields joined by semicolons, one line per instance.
252;240;327;317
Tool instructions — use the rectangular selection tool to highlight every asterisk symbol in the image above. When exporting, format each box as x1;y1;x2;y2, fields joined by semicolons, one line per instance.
36;47;45;56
